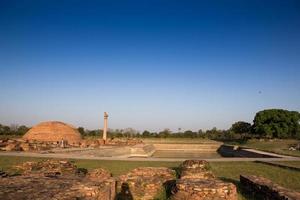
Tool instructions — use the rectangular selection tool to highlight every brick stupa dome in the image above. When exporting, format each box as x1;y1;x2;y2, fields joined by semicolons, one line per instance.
23;121;82;143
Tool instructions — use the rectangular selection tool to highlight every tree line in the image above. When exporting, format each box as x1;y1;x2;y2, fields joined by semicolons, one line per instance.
1;109;300;139
0;124;29;136
78;109;300;140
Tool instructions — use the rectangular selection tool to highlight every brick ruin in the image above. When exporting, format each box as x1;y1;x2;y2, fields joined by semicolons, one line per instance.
240;175;300;200
0;160;115;200
3;159;300;200
6;159;300;200
172;160;237;200
0;159;239;200
0;120;143;152
116;167;176;199
0;137;143;152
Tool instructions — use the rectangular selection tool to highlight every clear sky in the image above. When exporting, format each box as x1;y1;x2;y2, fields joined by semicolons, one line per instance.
0;0;300;132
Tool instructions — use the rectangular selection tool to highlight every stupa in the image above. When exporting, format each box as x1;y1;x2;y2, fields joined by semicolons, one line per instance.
23;121;82;143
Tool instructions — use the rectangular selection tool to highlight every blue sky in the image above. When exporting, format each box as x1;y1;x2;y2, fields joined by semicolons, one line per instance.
0;0;300;131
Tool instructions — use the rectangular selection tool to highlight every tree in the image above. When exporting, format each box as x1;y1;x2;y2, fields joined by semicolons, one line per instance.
123;128;138;138
0;124;10;135
183;130;197;138
230;121;251;134
10;124;19;134
142;130;151;137
0;124;29;135
78;127;85;136
253;109;300;138
16;125;29;135
158;129;171;138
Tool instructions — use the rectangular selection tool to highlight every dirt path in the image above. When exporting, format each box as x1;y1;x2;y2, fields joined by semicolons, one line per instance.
1;151;300;162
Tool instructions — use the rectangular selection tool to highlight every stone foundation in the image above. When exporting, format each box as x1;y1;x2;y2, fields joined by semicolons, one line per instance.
180;160;215;180
172;160;237;200
14;159;80;175
0;160;116;200
240;175;300;200
0;159;240;200
116;167;176;200
0;139;63;151
0;175;115;200
173;179;237;200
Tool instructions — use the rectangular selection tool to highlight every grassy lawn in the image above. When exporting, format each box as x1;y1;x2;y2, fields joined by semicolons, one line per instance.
0;156;181;176
211;162;300;190
1;155;300;199
272;161;300;168
210;161;300;200
0;135;21;139
232;139;300;157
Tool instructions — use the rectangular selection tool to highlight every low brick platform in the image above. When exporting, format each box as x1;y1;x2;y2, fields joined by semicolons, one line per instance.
172;160;237;200
180;160;215;180
180;160;211;170
0;175;115;200
240;175;300;200
0;160;115;200
172;179;237;200
116;167;176;200
14;160;80;175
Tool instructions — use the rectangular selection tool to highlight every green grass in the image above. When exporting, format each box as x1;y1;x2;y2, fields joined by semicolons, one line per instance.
272;161;300;168
231;139;300;157
72;159;181;176
1;155;300;200
211;162;300;191
0;135;21;139
0;156;46;171
210;161;300;200
0;155;180;176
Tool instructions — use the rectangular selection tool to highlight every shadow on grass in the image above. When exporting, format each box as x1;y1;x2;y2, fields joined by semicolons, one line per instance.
157;167;179;199
115;183;134;200
163;180;176;199
171;167;181;179
219;177;263;200
115;180;176;200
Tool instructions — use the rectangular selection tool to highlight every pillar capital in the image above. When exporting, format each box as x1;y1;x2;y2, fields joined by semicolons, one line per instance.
104;112;108;119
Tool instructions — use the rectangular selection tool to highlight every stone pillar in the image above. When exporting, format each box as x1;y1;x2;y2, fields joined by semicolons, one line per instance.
103;112;108;142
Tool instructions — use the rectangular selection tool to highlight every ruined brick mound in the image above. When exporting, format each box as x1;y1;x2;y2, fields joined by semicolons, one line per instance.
240;175;300;200
0;160;115;200
14;160;79;176
123;167;176;178
0;174;115;200
180;168;215;180
181;160;211;170
23;121;82;144
173;160;237;200
117;167;176;200
172;179;237;200
180;160;215;180
0;138;68;152
87;168;112;181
